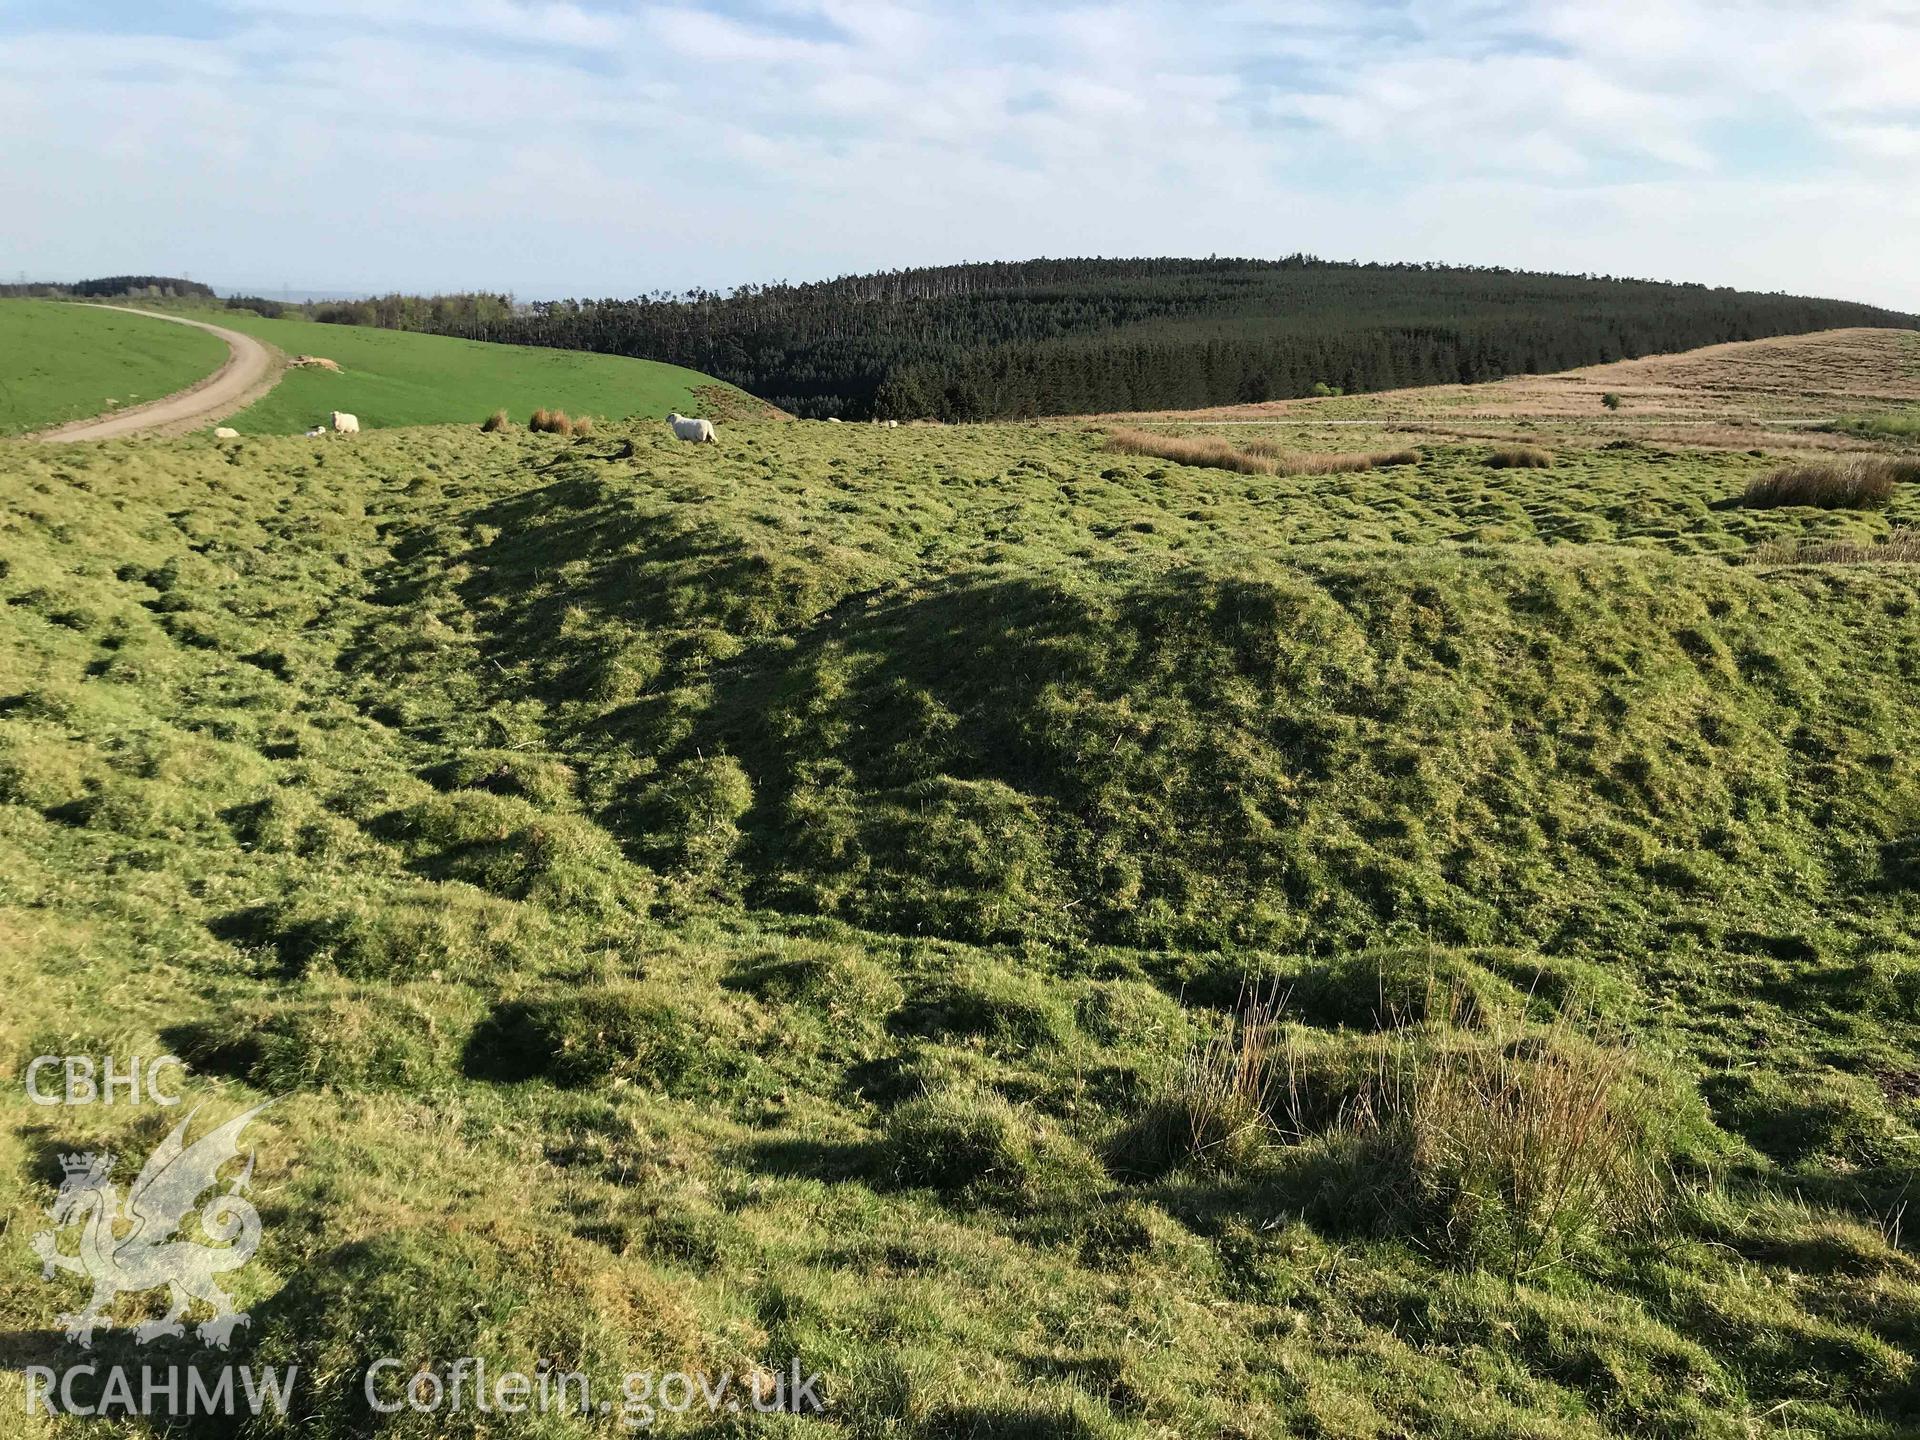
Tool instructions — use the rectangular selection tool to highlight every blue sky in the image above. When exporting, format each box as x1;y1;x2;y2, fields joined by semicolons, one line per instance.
3;0;1916;308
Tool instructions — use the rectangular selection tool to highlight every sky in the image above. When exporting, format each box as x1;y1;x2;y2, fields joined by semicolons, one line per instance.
2;0;1917;309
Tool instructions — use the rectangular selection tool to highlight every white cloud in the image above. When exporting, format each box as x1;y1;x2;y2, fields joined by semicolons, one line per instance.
0;0;1915;310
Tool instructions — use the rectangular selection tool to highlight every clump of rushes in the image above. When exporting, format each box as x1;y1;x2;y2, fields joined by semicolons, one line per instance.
1741;457;1914;510
1116;984;1284;1177
1375;1020;1665;1275
1486;445;1554;469
1126;980;1673;1276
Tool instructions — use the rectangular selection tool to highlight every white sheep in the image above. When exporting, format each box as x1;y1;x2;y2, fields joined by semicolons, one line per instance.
213;426;239;439
330;410;360;434
666;412;716;443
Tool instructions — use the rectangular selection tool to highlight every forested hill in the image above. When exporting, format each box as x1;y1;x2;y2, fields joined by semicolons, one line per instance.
309;257;1920;420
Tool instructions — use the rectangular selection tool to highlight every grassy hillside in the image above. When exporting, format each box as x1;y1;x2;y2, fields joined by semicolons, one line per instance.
0;300;229;434
181;306;764;433
4;417;1920;1436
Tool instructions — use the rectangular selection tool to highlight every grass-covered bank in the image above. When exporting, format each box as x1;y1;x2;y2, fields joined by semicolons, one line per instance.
3;420;1920;1436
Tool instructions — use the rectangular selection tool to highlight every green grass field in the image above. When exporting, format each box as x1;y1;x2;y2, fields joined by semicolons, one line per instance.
1832;411;1920;441
191;307;758;434
4;414;1920;1436
0;300;229;435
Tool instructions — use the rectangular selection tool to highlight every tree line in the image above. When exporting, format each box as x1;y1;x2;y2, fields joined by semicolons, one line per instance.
0;276;215;300
304;257;1920;419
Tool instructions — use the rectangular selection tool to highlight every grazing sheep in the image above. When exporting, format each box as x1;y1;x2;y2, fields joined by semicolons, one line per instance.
329;410;360;434
826;416;842;424
213;426;239;439
666;412;716;443
885;419;899;428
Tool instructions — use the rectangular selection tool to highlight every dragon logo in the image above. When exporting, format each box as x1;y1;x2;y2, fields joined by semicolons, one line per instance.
31;1103;271;1350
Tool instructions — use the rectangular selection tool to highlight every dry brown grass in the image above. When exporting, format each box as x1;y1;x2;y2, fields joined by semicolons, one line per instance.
1485;444;1554;469
1741;456;1914;509
1102;330;1920;441
1106;427;1276;475
1240;441;1423;475
480;408;511;433
1747;528;1920;565
1107;428;1422;478
528;408;575;436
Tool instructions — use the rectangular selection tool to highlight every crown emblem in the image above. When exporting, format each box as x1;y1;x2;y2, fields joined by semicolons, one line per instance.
59;1152;111;1180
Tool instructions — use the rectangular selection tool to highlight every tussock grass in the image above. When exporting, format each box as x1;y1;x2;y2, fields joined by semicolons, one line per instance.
1486;444;1554;469
479;407;510;432
468;982;750;1093
167;985;476;1091
1133;981;1678;1274
1119;986;1283;1176
1742;456;1914;509
879;1083;1105;1211
1342;1014;1673;1275
528;406;575;435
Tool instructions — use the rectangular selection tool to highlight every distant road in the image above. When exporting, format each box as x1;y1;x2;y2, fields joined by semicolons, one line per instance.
34;306;281;442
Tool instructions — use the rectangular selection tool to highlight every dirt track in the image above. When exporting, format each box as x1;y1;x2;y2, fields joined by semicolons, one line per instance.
34;306;282;442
